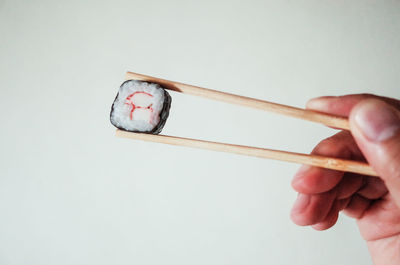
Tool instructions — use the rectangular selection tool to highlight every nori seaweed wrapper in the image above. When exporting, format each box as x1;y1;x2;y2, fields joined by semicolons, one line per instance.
110;80;172;134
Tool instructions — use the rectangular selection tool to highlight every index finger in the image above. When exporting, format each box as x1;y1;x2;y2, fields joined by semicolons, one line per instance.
307;94;400;117
292;131;363;194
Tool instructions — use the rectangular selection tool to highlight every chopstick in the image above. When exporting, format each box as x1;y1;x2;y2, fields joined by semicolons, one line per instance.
116;130;378;177
119;72;375;176
125;71;350;130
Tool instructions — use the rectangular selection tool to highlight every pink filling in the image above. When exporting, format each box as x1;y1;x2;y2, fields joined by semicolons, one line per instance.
125;92;155;124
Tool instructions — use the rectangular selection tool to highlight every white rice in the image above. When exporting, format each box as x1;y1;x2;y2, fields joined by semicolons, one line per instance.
110;80;165;132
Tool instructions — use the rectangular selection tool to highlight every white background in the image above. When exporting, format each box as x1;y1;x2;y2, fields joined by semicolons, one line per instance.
1;0;399;264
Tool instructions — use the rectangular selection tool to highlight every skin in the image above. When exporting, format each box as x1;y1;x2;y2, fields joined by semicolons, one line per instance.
290;94;400;265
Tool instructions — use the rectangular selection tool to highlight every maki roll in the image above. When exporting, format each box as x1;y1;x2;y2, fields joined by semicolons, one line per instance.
110;80;171;134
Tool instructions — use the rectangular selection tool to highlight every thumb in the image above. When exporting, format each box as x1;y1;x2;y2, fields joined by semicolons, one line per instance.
350;98;400;204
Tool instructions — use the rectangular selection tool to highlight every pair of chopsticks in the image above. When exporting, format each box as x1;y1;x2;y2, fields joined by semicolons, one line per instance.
116;71;377;177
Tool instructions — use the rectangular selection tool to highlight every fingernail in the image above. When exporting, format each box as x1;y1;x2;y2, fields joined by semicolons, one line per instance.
296;165;312;175
306;96;336;109
292;193;310;213
292;165;311;184
353;100;400;142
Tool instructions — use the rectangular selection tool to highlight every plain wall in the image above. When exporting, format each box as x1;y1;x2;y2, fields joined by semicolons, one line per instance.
1;0;399;264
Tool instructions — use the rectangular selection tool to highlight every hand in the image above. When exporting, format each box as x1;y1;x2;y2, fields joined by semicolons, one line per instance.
290;94;400;265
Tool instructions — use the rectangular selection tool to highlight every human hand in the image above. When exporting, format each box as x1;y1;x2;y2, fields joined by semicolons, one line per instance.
290;94;400;265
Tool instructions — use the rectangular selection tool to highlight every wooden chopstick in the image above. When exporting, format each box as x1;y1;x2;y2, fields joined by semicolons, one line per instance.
120;72;372;176
125;71;350;130
116;130;377;177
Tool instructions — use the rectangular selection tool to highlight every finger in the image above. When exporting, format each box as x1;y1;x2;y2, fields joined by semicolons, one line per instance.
338;197;352;211
349;99;400;208
292;131;361;194
311;208;339;231
306;94;400;117
336;173;364;199
311;199;349;231
291;189;337;226
357;177;388;199
343;194;371;219
292;165;343;194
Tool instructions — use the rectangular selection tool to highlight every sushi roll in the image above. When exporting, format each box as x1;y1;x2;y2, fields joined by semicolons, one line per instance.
110;80;171;134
